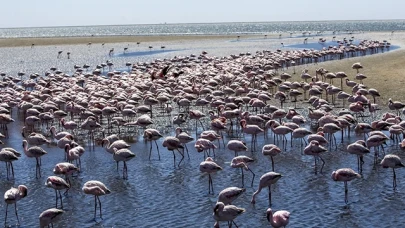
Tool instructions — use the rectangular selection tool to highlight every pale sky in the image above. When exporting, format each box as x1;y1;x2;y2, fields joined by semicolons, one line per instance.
1;0;404;28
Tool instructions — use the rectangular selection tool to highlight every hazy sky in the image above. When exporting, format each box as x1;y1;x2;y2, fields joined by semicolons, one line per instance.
1;0;404;28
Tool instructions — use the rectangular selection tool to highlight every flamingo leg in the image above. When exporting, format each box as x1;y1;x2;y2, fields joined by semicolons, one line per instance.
271;156;275;172
232;220;239;228
268;185;272;206
4;204;8;227
319;156;325;173
241;168;244;188
248;167;255;187
59;190;63;209
177;149;184;167
94;196;97;220
14;202;19;225
149;141;153;160
344;181;348;204
393;168;397;190
172;151;176;167
154;140;161;160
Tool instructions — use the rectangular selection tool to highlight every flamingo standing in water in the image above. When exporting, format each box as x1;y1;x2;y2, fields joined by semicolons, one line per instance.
162;136;184;167
213;202;245;228
380;154;404;190
200;157;222;194
227;140;248;157
143;128;163;160
266;208;290;228
39;208;64;228
45;176;70;208
4;185;28;226
113;148;135;179
82;180;111;220
347;140;370;173
304;140;328;174
251;172;282;206
0;149;20;180
231;156;255;187
240;119;263;151
262;144;281;171
22;139;47;178
217;187;246;205
331;168;361;204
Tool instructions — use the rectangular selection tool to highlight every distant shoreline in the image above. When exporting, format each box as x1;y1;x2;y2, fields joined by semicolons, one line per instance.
0;34;269;48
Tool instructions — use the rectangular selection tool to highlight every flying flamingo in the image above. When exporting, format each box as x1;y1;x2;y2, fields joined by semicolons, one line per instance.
22;139;47;178
39;208;64;228
143;128;163;160
230;155;255;187
217;187;246;205
262;144;281;171
266;208;290;228
380;154;404;190
113;148;136;179
162;136;184;167
4;185;28;226
213;202;245;228
82;180;111;220
200;157;222;194
45;176;70;208
251;172;282;206
331;168;361;204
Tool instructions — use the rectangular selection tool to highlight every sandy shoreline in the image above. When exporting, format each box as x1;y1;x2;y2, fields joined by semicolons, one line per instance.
0;34;266;48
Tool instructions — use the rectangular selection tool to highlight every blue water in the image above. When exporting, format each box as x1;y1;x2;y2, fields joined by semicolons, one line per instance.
1;20;405;38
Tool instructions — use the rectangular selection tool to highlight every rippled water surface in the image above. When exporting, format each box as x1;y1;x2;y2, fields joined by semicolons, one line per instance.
0;28;404;228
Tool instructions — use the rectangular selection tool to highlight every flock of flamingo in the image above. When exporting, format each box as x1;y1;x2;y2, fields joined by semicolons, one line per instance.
0;36;404;227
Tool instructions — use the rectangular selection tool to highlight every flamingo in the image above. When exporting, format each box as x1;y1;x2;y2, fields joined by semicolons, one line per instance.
213;202;245;228
113;148;136;179
39;208;64;228
101;139;130;154
227;140;248;157
217;187;246;205
195;138;217;159
331;168;361;204
251;172;282;206
50;126;72;140
200;157;222;194
22;139;47;178
4;185;28;226
262;144;281;171
82;180;111;220
45;176;70;208
380;154;404;190
266;208;290;228
347;140;370;173
0;149;20;180
240;119;263;151
304;140;328;174
143;128;163;160
162;136;184;167
230;155;255;187
175;127;194;158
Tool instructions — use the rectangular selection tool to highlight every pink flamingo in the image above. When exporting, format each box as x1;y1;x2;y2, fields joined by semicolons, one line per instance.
266;208;290;228
304;140;328;174
240;119;263;151
227;140;248;157
195;138;217;159
113;148;136;179
200;157;222;194
217;187;246;205
0;149;20;180
262;144;281;171
45;176;70;208
143;128;163;160
347;140;370;173
381;154;404;190
22;139;47;178
251;172;282;206
4;185;28;226
39;208;64;228
162;136;184;167
82;180;111;220
213;202;245;228
231;156;255;187
189;109;206;134
331;168;361;204
53;162;79;186
175;127;194;158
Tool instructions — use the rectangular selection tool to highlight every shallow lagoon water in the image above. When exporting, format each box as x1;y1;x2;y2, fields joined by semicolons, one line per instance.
0;31;404;228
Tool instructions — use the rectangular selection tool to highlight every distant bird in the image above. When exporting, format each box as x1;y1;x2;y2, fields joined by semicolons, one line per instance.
39;208;64;228
45;176;70;208
331;168;361;204
266;208;290;228
200;157;222;194
82;180;111;220
4;185;28;226
381;154;404;190
217;187;246;205
251;172;282;206
213;202;245;228
352;62;363;73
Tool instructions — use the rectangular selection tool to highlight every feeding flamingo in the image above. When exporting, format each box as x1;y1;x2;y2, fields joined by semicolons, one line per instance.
331;168;361;204
266;208;290;228
217;187;246;205
39;208;64;228
251;172;282;206
82;180;111;220
213;202;245;228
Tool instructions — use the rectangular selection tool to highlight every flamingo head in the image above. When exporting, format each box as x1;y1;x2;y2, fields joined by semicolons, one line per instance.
18;185;28;197
266;208;273;222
